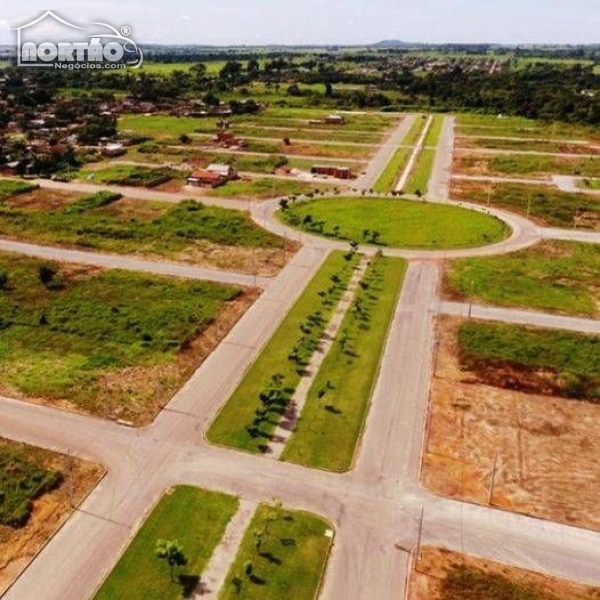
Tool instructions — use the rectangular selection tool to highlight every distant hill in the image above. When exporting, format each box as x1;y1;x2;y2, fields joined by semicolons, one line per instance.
371;40;413;49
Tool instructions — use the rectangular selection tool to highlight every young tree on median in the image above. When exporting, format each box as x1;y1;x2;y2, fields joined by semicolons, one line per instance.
155;539;188;583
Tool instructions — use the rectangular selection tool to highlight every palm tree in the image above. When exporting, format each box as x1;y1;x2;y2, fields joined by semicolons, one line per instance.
155;539;188;583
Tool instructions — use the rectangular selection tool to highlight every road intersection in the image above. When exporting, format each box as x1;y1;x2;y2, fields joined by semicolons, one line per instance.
1;115;600;599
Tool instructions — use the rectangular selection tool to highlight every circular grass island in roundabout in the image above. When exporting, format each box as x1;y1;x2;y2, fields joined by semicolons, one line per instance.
279;197;511;249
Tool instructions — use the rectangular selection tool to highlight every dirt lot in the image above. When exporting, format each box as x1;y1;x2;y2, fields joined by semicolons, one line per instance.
5;188;81;211
409;547;600;600
0;440;103;595
421;316;600;531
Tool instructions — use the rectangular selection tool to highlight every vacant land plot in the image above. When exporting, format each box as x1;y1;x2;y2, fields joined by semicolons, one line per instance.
280;198;510;249
0;193;288;275
0;439;103;595
458;321;599;402
221;504;332;600
234;124;383;145
444;240;600;317
409;547;600;600
582;178;600;190
207;251;359;453
0;253;248;424
454;153;600;179
0;179;37;201
456;114;600;143
450;180;600;229
459;136;600;155
77;164;183;188
282;256;406;471
422;316;600;531
94;486;238;600
203;177;334;200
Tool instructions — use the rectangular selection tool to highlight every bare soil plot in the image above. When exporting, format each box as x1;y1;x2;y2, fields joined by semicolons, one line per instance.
422;316;600;531
4;188;81;211
409;547;600;600
0;439;103;595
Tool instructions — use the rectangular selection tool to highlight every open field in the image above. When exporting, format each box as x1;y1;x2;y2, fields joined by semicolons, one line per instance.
0;439;103;595
282;256;406;471
232;124;383;144
456;114;600;143
207;251;359;453
280;197;510;249
0;191;288;275
203;177;335;200
94;486;239;600
221;504;332;600
458;321;599;402
0;253;248;424
77;164;184;188
422;316;600;531
444;240;600;317
409;547;600;600
582;178;600;190
450;180;600;229
0;180;37;201
458;136;600;155
454;153;600;179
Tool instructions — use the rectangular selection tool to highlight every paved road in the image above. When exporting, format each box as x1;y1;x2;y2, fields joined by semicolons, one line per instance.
427;115;455;200
0;238;270;289
355;115;417;190
439;301;600;334
30;178;250;211
3;259;600;600
2;113;600;600
543;227;600;244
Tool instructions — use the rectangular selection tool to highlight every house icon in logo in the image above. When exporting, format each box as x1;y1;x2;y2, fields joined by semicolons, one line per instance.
13;10;85;67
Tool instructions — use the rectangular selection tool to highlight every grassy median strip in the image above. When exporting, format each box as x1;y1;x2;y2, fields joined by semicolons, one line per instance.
94;486;238;600
207;251;360;453
424;114;444;147
373;117;426;193
282;255;406;471
221;504;332;600
405;148;437;195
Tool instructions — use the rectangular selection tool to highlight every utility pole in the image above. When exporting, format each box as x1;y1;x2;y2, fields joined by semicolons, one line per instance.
67;449;74;509
488;452;498;506
415;506;424;565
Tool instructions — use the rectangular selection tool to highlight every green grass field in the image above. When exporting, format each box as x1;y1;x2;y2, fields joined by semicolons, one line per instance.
458;322;600;402
404;148;437;195
581;178;600;190
0;253;241;420
78;164;183;187
221;504;332;600
280;197;510;249
206;178;332;200
466;137;600;154
282;256;406;471
0;194;283;258
445;240;600;317
0;179;38;201
457;154;600;178
452;181;600;229
0;440;62;527
94;486;239;600
207;251;359;453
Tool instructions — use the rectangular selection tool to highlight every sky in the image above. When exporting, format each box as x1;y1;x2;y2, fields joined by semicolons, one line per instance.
1;0;599;46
